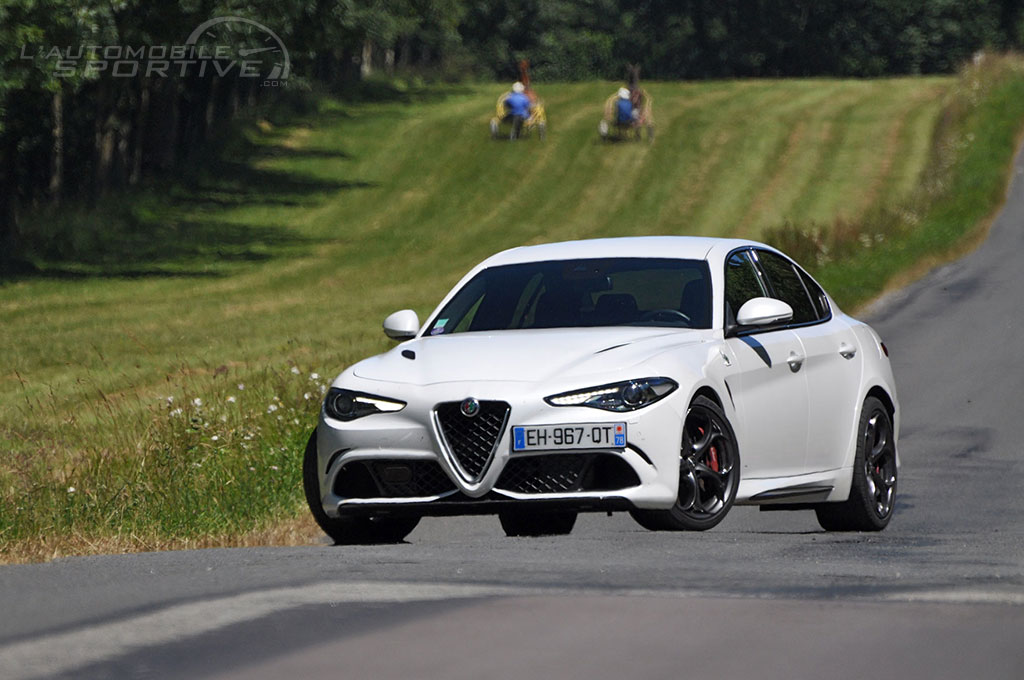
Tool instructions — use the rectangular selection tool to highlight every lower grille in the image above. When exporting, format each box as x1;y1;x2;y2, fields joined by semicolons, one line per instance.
496;453;641;494
334;460;456;499
434;400;511;482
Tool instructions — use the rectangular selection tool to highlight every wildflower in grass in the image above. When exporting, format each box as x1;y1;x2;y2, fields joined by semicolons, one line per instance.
249;466;256;472
267;404;279;413
169;408;183;417
290;366;300;374
192;397;203;407
166;396;174;404
67;486;76;493
293;418;300;425
211;435;219;442
226;395;236;403
303;392;312;400
237;383;245;390
270;465;279;471
309;372;320;381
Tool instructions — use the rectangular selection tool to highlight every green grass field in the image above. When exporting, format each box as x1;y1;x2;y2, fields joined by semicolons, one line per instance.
3;58;1023;561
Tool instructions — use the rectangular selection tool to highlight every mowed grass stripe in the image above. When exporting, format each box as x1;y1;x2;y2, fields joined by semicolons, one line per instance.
735;83;883;233
880;81;948;204
679;83;831;235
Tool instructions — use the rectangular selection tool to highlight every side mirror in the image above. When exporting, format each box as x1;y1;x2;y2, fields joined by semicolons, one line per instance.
383;309;420;340
736;297;793;327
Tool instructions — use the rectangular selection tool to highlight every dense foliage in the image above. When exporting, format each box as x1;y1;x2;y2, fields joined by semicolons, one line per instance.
1;0;1022;273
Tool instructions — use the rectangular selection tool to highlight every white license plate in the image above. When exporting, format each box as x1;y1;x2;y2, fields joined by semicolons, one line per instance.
512;423;626;452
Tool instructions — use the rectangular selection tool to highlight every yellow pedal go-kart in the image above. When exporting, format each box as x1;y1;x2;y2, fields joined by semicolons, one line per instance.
490;93;547;141
599;88;654;142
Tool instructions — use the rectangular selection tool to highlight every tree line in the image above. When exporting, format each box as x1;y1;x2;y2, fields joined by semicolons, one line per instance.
2;0;1022;273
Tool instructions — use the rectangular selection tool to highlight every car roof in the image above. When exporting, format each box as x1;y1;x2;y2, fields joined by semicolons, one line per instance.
480;236;770;267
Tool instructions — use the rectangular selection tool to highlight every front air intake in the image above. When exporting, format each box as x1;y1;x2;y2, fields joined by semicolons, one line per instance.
433;400;511;483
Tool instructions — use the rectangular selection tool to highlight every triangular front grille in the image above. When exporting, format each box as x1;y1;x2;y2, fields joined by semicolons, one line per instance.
434;400;510;482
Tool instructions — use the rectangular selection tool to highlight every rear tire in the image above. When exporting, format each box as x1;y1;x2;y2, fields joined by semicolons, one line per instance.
814;397;897;531
499;510;577;537
630;395;740;531
303;430;420;544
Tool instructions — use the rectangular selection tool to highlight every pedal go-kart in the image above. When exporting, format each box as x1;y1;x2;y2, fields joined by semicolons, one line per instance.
599;88;654;142
490;93;547;141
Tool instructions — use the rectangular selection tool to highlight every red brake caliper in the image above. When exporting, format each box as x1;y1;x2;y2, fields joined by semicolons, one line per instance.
698;426;720;472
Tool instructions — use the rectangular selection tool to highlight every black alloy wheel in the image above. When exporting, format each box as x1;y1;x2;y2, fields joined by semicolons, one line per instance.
631;395;740;531
815;396;897;531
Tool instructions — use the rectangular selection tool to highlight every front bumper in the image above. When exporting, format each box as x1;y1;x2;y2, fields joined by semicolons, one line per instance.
315;379;685;518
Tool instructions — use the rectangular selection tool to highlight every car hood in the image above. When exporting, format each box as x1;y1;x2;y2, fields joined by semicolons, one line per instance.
351;327;707;386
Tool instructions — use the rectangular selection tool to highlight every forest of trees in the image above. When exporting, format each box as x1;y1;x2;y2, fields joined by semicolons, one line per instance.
2;0;1023;272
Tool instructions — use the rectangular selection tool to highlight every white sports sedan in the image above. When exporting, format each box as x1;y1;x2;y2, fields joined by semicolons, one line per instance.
304;237;899;543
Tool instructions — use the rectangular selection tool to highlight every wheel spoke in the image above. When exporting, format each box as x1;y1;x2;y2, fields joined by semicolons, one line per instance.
688;428;724;457
676;470;698;510
869;433;889;464
693;462;727;492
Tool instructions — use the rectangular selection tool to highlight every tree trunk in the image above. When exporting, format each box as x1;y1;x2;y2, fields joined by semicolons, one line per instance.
399;38;411;69
49;86;64;206
204;76;220;141
153;78;180;171
130;80;150;186
361;39;373;79
0;133;23;275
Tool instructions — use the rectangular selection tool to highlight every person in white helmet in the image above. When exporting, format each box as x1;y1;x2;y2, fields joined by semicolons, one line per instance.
600;79;653;141
615;87;635;125
502;81;533;140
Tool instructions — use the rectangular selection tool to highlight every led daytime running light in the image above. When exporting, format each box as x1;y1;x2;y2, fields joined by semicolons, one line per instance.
547;387;619;406
545;378;677;412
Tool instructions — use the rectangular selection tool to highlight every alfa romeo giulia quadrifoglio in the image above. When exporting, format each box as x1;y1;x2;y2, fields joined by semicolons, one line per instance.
304;237;899;543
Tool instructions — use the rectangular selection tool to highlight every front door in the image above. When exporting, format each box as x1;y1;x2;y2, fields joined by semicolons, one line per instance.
723;250;809;478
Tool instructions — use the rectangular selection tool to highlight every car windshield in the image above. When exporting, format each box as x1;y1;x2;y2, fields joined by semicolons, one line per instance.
425;257;712;335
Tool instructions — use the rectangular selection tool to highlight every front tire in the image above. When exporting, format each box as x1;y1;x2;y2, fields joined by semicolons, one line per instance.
631;395;740;531
499;510;577;537
815;397;897;531
303;430;420;545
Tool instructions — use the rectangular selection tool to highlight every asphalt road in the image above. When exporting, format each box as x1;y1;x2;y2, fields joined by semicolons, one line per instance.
2;147;1024;679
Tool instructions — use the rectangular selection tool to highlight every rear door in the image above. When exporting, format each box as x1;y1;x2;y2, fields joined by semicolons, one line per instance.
753;250;862;473
722;250;809;479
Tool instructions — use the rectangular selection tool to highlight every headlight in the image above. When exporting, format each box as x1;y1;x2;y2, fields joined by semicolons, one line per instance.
545;377;678;412
324;388;406;421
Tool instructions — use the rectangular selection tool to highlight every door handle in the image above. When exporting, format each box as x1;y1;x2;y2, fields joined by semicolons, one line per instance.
839;343;857;359
787;351;805;372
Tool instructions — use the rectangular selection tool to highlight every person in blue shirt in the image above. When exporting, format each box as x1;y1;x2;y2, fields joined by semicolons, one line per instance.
615;87;634;125
503;82;534;140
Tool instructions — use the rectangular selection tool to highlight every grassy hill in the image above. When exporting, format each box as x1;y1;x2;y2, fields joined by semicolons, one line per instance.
2;59;1023;561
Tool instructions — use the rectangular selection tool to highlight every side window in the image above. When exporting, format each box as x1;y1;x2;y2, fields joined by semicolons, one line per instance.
797;268;830;319
724;251;767;324
755;250;818;324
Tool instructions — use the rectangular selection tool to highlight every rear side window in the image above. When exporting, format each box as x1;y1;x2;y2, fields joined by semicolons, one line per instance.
754;250;818;324
724;250;767;324
798;269;830;319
